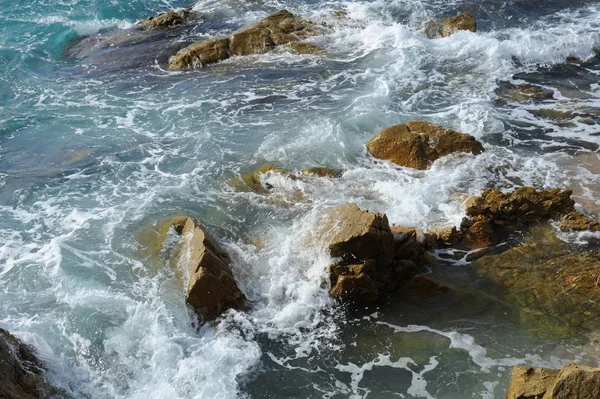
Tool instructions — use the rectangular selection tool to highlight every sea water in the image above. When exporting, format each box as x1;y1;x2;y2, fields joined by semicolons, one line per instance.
1;0;600;397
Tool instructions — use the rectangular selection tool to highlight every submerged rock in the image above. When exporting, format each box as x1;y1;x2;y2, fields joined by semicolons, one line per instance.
475;241;600;337
300;167;341;178
507;363;600;399
440;11;477;37
169;10;323;70
0;328;63;399
495;82;555;104
366;120;484;170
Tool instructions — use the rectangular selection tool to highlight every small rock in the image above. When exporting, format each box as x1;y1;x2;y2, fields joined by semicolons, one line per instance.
440;11;477;37
366;120;484;170
559;211;600;232
328;261;380;303
135;9;192;31
301;167;341;178
169;37;230;70
399;275;449;302
495;82;555;104
227;164;291;193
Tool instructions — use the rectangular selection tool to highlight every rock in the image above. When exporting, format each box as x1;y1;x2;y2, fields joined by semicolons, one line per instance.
366;120;484;170
475;242;600;337
283;42;327;55
318;203;394;302
399;275;449;302
169;10;323;70
227;164;291;193
0;328;63;399
507;363;600;399
319;203;394;267
155;216;245;320
559;211;600;232
440;11;477;37
465;187;575;223
135;9;193;31
495;82;555;104
169;37;230;70
301;167;341;178
328;261;380;303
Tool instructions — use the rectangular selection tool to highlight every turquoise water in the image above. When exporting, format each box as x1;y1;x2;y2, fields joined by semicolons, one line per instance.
1;0;600;397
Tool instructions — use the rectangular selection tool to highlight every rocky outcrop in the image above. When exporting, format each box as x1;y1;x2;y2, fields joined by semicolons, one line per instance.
441;11;477;37
317;204;432;303
134;9;194;31
507;363;600;399
227;164;292;194
0;328;62;399
559;210;600;231
169;10;323;70
146;216;246;321
425;11;477;38
366;120;484;170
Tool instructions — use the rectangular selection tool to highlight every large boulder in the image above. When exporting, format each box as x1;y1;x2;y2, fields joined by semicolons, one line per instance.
0;328;63;399
366;120;484;170
507;363;600;399
169;10;323;70
143;216;246;321
441;11;477;37
317;203;394;302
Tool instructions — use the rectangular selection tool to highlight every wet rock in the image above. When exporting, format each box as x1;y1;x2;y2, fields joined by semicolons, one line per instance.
399;275;449;302
559;211;600;232
169;10;323;70
366;120;484;170
158;216;245;321
475;241;600;337
301;167;341;178
318;203;394;302
507;363;600;399
283;42;327;55
169;37;230;69
440;11;477;37
495;82;555;104
135;9;193;31
227;164;291;194
0;328;63;399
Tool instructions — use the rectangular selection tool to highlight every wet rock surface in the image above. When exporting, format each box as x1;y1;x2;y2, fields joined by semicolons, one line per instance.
366;120;484;170
169;10;323;70
507;363;600;399
441;11;477;37
0;328;63;399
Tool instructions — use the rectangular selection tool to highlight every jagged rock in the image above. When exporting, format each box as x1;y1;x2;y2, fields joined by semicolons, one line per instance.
135;9;193;31
149;216;245;320
227;164;291;194
559;211;600;232
283;42;327;55
366;120;484;170
301;167;341;178
318;203;394;302
0;328;63;399
169;10;323;70
507;363;600;399
465;187;575;223
168;37;230;69
440;11;477;37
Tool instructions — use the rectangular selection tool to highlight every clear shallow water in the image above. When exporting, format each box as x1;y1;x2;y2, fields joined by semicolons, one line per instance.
1;0;600;397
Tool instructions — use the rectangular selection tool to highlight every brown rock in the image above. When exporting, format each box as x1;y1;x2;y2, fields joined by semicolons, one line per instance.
0;329;63;399
366;120;484;170
559;211;600;232
169;10;322;69
169;37;230;70
506;365;560;399
284;42;327;55
461;216;494;249
495;82;555;104
328;261;380;303
399;275;449;301
319;203;394;267
440;11;477;37
301;167;341;178
135;10;192;31
227;164;291;193
168;217;245;320
506;363;600;399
